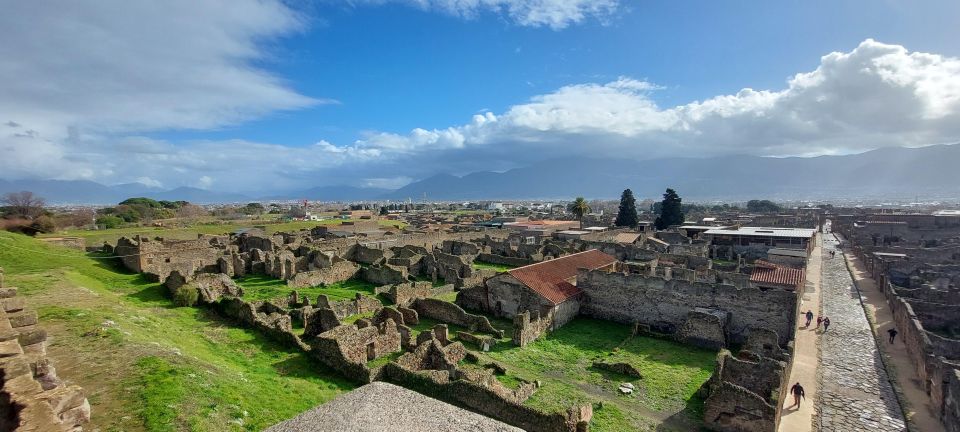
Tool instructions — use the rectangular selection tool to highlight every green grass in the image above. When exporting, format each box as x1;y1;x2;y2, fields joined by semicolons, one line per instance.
0;232;354;431
481;318;715;431
471;260;516;272
234;275;380;303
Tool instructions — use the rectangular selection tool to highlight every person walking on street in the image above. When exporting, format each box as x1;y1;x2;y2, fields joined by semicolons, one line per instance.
816;316;823;329
888;328;898;344
789;382;805;409
823;317;831;332
804;310;814;327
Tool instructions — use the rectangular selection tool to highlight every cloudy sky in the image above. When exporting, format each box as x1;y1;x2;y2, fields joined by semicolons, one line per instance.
2;0;960;193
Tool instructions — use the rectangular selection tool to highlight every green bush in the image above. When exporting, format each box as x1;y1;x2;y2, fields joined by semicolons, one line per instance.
96;214;123;229
172;285;199;307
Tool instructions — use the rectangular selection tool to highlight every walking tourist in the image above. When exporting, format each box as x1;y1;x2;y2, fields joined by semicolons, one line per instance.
789;382;806;409
804;310;814;327
888;327;898;344
816;316;823;329
823;317;831;332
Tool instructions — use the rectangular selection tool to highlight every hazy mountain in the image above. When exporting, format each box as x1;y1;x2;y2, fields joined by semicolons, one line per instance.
384;144;960;201
4;144;958;204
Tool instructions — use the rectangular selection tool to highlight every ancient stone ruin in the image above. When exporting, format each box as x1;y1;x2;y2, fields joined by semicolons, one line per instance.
0;268;91;431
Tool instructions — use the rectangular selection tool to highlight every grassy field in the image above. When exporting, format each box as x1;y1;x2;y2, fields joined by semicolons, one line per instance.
471;260;516;272
234;275;379;303
0;232;354;431
481;319;715;432
40;218;407;246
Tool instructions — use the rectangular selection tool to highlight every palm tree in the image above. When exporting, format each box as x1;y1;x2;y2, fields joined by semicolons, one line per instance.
567;197;591;230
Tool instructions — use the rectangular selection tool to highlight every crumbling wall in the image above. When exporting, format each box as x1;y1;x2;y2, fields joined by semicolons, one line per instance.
382;282;454;307
307;319;401;382
512;310;551;347
676;310;728;350
381;339;590;432
579;269;797;346
315;294;381;321
361;264;408;286
412;298;503;338
0;285;91;432
703;380;777;432
287;261;360;288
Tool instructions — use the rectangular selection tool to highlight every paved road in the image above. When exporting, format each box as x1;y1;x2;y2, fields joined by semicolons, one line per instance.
816;235;906;431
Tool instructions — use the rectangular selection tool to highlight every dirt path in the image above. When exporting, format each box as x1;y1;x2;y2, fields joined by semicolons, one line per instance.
778;232;823;432
843;245;945;432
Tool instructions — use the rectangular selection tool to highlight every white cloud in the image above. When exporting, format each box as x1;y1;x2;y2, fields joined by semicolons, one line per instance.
352;0;621;29
0;0;323;186
4;34;960;193
136;177;163;188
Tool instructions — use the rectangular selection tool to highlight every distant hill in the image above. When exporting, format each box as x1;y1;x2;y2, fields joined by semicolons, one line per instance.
0;180;248;205
383;144;960;201
3;144;958;204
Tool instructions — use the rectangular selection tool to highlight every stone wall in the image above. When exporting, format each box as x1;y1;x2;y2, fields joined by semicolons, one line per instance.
382;282;454;307
287;261;360;288
675;310;728;350
411;299;503;338
381;339;591;432
578;269;797;346
945;368;960;432
702;350;784;432
0;285;90;432
512;310;551;347
476;253;533;268
315;294;381;321
307;320;401;382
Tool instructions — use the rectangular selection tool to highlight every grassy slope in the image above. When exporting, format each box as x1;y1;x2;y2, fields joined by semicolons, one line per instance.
0;232;354;432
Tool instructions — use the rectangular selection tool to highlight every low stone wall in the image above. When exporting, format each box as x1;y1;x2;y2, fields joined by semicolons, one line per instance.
361;264;408;286
288;261;360;288
212;297;304;349
382;282;455;308
412;298;503;338
0;286;90;432
315;294;382;321
308;320;402;383
381;340;590;432
476;253;532;268
703;381;777;432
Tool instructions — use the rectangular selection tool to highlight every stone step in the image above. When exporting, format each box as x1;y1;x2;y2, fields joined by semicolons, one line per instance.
0;338;24;358
8;310;38;328
2;296;26;313
0;287;18;298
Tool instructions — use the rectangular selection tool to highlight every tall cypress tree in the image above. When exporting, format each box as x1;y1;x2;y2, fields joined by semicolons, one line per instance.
654;188;685;230
614;189;639;227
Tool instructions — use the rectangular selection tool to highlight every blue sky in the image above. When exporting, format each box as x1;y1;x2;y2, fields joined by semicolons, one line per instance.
3;0;960;192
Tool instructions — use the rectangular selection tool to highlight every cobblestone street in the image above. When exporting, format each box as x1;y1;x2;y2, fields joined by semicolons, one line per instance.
816;234;906;431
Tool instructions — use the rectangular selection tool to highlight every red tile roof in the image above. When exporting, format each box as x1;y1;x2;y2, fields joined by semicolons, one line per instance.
750;260;805;289
508;249;617;305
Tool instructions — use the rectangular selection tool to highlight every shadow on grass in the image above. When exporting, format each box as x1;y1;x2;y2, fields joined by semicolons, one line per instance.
654;391;710;432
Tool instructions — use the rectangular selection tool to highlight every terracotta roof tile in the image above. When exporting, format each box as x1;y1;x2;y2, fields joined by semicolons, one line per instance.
508;249;617;305
750;260;805;289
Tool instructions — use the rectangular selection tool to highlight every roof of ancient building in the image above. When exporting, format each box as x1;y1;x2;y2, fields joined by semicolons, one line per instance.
508;249;617;305
750;260;805;288
265;382;521;432
614;232;642;244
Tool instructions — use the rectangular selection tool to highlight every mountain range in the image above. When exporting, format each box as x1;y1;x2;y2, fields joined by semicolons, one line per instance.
2;144;958;205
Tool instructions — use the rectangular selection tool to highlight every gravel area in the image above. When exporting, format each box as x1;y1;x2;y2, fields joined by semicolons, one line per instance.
265;382;522;432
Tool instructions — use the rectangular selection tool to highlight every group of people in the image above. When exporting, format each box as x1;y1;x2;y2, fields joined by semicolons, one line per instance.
803;310;831;332
788;312;901;411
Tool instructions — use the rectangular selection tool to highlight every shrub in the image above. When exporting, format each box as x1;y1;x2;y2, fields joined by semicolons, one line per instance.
97;215;123;229
172;285;199;307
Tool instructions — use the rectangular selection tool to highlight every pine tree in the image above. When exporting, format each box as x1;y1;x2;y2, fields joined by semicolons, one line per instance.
614;189;639;227
654;188;684;230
